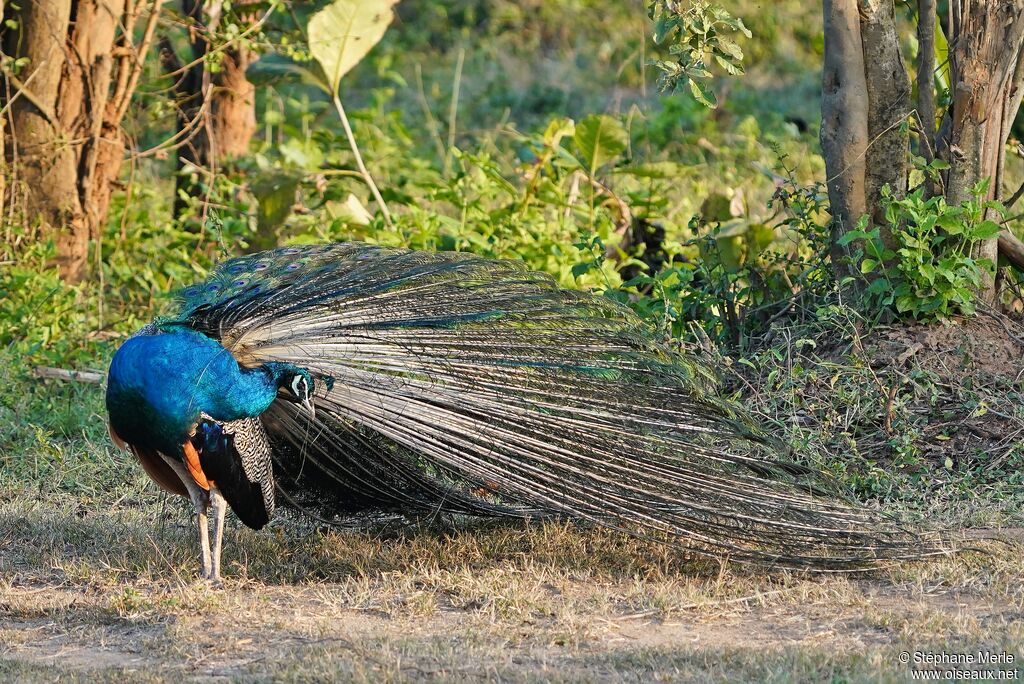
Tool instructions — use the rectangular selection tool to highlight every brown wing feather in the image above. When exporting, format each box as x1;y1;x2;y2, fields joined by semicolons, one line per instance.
130;444;189;497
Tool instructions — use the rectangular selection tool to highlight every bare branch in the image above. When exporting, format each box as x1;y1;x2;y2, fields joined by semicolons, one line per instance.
34;367;105;383
998;229;1024;273
112;0;165;123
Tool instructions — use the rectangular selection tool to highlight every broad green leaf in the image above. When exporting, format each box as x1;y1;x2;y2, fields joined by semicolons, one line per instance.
865;279;889;295
688;78;716;108
246;53;328;89
573;114;628;175
716;37;743;60
612;161;687;178
700;192;734;222
896;295;916;313
652;14;676;44
969;177;991;197
251;173;302;234
542;117;576;148
571;262;594;278
714;54;743;76
970;220;1001;241
308;0;398;95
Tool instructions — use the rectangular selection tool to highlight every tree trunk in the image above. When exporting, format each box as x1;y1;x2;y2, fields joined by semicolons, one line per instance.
4;0;163;282
941;3;1024;299
7;0;82;276
860;0;911;240
820;0;869;272
821;0;1024;301
165;0;258;222
210;37;257;159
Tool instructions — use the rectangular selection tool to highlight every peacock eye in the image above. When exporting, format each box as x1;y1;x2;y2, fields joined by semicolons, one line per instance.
285;263;301;271
290;374;308;398
254;262;269;270
207;284;220;292
232;279;248;287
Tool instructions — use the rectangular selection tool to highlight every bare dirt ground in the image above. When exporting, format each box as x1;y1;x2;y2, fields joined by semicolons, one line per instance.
1;496;1021;683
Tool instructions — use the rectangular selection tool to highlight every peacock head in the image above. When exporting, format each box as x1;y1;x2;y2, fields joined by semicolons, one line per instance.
266;363;318;421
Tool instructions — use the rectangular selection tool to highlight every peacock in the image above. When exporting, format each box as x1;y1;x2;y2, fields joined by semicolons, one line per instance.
105;243;947;582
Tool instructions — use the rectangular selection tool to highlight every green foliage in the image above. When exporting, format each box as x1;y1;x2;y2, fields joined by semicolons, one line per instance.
573;115;628;175
647;0;751;107
839;179;1001;321
307;0;399;95
594;165;833;350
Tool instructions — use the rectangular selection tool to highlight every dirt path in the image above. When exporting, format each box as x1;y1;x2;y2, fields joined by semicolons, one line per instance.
1;498;1021;682
2;555;1021;682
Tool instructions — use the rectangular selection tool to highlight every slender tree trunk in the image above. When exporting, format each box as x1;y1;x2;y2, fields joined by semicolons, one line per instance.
3;0;163;281
210;35;257;159
860;0;911;239
7;0;82;275
165;0;257;222
820;0;868;273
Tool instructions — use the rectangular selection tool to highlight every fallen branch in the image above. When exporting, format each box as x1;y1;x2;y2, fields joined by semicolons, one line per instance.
34;367;104;383
998;229;1024;273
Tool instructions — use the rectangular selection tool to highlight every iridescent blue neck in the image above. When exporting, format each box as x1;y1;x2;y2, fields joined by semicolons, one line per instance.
106;327;305;458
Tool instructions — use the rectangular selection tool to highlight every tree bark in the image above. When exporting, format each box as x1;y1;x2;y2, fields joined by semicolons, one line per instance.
210;35;257;159
820;0;869;272
7;0;82;276
998;229;1024;273
166;0;258;222
941;1;1024;298
917;0;937;163
860;0;911;240
4;0;163;281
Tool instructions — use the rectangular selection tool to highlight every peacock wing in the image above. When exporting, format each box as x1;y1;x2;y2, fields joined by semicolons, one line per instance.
194;415;275;530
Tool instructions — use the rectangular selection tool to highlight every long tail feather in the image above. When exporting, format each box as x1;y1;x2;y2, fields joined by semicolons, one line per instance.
173;244;951;569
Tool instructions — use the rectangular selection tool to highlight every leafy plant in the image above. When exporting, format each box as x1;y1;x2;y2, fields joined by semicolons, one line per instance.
647;0;751;107
839;180;1001;320
249;0;399;227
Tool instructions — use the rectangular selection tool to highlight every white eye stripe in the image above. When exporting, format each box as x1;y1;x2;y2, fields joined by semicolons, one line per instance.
291;375;307;397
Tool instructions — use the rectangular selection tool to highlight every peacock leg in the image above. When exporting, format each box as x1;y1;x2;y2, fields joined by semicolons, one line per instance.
159;455;214;580
196;501;212;580
208;486;227;583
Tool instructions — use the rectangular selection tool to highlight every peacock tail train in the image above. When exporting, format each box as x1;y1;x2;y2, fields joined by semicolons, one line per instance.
151;242;947;570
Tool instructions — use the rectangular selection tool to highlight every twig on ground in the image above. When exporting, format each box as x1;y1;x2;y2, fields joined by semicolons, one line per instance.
34;367;105;383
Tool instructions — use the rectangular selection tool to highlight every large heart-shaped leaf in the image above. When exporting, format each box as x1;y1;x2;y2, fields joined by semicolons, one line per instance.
252;173;302;234
573;114;628;175
308;0;399;95
246;53;329;90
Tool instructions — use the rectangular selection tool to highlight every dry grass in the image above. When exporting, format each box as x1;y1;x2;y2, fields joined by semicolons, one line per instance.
2;316;1022;681
1;491;1021;683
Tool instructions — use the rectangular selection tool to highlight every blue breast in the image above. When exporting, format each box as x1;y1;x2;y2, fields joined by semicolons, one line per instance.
106;327;277;457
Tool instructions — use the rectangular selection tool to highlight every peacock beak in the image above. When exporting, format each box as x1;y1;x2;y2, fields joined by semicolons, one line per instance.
302;396;316;423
